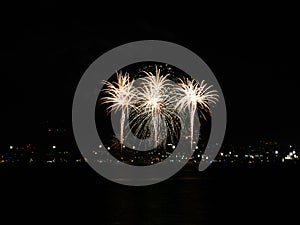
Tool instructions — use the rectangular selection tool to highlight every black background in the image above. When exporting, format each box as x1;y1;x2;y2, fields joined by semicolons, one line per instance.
1;2;299;224
2;3;299;146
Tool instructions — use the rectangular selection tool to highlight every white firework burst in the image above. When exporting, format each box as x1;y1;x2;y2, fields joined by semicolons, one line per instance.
101;71;137;145
175;78;219;149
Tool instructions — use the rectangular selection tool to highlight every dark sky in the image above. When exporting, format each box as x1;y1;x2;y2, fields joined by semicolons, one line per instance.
2;3;299;144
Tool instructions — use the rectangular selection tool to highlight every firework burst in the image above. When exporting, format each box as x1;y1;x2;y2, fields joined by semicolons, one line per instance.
100;66;219;154
101;71;137;145
130;66;178;146
175;78;219;149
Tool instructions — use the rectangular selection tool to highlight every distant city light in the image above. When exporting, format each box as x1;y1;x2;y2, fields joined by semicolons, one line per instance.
3;132;300;167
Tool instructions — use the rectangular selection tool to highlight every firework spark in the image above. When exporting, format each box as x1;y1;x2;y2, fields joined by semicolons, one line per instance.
101;71;137;145
100;66;219;154
175;78;219;149
130;66;178;146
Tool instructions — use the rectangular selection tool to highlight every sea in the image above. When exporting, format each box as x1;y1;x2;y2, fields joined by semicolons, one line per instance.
1;162;299;224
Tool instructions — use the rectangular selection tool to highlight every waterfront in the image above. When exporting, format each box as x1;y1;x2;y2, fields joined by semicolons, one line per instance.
1;163;298;224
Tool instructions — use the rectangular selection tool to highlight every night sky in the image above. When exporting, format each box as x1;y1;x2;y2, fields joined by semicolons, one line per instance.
2;3;299;145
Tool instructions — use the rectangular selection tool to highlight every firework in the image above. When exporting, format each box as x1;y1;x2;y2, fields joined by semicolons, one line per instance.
100;66;219;153
101;71;137;145
130;66;178;146
175;78;219;149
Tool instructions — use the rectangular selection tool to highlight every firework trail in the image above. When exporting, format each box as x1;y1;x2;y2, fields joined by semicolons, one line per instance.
101;71;137;145
100;66;219;154
175;78;219;149
131;66;178;146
